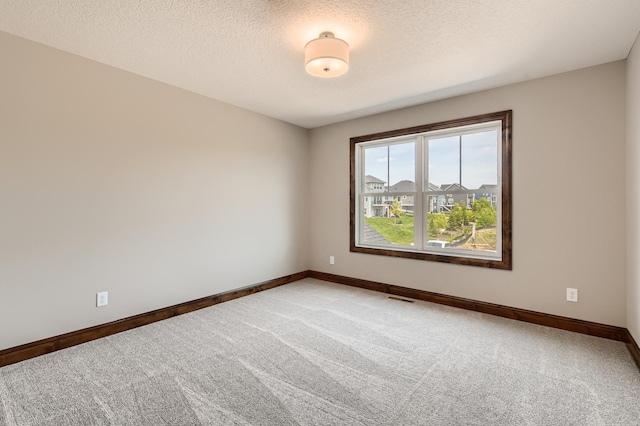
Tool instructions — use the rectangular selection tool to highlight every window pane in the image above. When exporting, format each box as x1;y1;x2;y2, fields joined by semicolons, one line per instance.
364;146;388;192
361;196;414;247
425;193;498;253
388;141;415;192
427;136;459;189
363;141;415;193
461;130;498;189
425;195;469;248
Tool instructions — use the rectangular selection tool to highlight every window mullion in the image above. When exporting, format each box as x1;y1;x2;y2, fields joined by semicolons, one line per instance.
457;134;461;186
358;146;366;245
414;136;424;249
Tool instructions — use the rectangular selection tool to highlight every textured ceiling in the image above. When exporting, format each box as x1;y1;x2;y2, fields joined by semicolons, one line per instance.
1;0;639;128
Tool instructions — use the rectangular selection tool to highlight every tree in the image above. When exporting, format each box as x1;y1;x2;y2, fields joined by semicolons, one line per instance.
391;200;404;223
427;213;448;238
472;198;497;228
448;202;468;230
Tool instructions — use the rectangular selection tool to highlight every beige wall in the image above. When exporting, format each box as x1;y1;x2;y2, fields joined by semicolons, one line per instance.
0;28;634;352
310;61;627;327
627;34;640;342
0;31;309;350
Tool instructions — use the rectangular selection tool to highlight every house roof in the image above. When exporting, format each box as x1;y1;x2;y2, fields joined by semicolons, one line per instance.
479;184;499;191
388;180;416;192
440;183;468;191
365;175;385;184
1;1;638;128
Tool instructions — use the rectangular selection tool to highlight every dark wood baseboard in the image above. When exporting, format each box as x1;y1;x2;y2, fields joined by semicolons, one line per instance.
0;271;310;368
626;331;640;370
308;271;630;342
4;269;639;373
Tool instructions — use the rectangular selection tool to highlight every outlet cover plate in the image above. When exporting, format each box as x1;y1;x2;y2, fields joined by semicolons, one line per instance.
97;291;108;307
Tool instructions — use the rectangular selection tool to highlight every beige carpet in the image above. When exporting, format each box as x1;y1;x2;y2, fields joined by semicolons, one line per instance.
1;278;639;425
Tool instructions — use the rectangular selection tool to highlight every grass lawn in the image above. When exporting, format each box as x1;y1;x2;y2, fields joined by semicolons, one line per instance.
367;216;497;251
365;216;414;245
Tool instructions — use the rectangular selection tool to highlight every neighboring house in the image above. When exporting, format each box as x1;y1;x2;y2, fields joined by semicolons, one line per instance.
475;184;499;207
426;182;444;213
363;176;415;218
364;178;483;216
363;175;386;217
387;180;415;215
431;183;475;213
364;175;385;192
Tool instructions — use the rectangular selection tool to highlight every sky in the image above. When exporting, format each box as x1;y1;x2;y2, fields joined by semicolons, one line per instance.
364;130;498;190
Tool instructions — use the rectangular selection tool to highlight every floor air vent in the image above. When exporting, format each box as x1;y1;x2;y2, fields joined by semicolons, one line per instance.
388;296;415;303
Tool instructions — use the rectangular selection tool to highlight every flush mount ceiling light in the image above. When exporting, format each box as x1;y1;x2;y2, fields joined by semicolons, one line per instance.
305;32;349;78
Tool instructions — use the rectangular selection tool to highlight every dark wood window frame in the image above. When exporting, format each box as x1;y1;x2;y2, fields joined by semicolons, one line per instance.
350;110;512;270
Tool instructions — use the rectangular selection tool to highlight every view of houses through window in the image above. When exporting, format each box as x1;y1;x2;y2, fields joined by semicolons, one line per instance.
362;174;499;252
351;110;512;269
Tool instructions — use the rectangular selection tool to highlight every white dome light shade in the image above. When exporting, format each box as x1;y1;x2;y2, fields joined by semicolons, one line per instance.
305;32;349;78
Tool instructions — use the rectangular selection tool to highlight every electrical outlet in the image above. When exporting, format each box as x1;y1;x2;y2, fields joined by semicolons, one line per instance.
97;291;108;307
329;256;335;265
566;288;578;303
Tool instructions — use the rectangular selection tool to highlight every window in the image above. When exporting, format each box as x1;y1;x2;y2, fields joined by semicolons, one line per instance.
350;110;512;270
